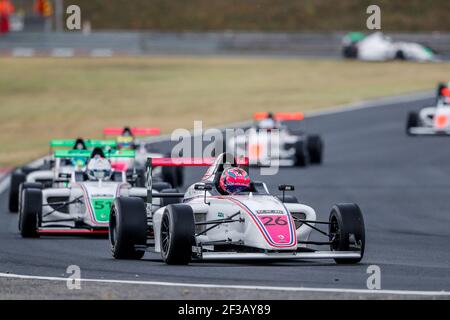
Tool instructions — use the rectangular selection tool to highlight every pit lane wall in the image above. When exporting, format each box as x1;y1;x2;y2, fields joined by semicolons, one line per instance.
0;32;449;58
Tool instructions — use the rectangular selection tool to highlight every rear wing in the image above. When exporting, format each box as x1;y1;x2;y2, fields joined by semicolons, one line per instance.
103;127;161;136
54;149;135;159
145;156;249;203
50;139;117;149
253;112;304;121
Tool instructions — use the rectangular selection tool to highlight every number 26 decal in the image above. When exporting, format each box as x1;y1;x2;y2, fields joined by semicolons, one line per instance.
261;216;288;226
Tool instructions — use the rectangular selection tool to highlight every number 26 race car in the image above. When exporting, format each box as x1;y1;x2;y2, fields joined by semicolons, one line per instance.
109;153;365;265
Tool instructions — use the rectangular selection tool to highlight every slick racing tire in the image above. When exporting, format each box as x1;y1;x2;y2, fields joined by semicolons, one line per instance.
294;140;310;167
18;182;43;215
160;204;195;265
152;182;173;192
406;112;419;136
329;203;365;264
162;166;184;188
110;197;147;260
19;188;42;238
306;135;324;164
159;188;182;207
9;171;27;213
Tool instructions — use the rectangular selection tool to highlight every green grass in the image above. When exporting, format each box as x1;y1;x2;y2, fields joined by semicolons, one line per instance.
1;57;449;166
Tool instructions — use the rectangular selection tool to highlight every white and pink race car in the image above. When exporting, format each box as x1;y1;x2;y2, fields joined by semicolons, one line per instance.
108;153;365;265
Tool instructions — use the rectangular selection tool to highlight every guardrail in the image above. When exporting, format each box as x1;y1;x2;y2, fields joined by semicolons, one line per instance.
0;31;449;57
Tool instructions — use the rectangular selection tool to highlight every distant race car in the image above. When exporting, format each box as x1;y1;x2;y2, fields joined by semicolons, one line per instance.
407;82;450;135
8;138;116;213
226;112;323;167
103;127;184;188
18;149;178;237
342;32;437;62
108;153;365;265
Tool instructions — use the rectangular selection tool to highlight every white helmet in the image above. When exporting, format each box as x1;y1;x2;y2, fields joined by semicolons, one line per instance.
87;156;112;181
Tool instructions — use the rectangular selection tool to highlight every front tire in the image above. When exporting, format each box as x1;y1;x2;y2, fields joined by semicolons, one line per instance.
307;135;324;164
294;141;310;167
160;204;195;265
9;171;26;213
19;188;42;238
109;197;147;260
406;112;419;135
329;203;365;264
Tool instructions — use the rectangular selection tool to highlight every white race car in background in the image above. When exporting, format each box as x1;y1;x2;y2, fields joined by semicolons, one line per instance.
109;153;365;265
103;127;184;188
226;112;323;167
407;82;450;135
8;138;116;213
18;149;178;237
342;32;437;62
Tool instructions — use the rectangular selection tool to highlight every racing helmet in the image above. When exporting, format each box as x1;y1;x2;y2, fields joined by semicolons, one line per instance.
219;167;251;195
87;156;112;181
117;128;135;150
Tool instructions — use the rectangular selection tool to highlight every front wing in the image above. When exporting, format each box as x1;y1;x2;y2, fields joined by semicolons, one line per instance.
194;251;361;261
408;126;450;136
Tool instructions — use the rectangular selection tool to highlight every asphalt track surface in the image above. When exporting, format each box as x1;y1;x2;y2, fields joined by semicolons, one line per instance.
1;94;450;299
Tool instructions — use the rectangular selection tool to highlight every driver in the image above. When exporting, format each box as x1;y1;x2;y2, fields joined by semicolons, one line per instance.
219;167;251;195
87;155;112;181
116;127;136;150
257;112;278;130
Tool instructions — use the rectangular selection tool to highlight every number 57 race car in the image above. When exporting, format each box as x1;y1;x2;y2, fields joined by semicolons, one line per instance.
109;153;365;265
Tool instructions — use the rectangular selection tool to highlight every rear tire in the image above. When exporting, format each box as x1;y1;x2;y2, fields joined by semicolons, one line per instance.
307;135;323;164
9;171;26;213
160;204;195;265
329;203;365;264
406;112;419;135
159;188;182;207
109;197;147;260
162;166;184;188
19;188;42;238
152;182;172;192
294;141;310;167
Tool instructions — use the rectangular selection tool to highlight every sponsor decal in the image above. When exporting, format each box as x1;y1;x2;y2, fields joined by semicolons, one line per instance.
217;212;225;218
256;209;284;215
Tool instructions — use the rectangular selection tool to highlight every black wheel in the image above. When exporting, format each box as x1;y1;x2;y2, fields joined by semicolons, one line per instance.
294;140;310;167
160;204;195;265
162;166;182;188
19;188;42;238
395;50;406;60
9;171;26;213
134;168;146;187
406;112;419;135
18;182;43;215
109;197;147;259
329;203;365;264
342;44;358;59
307;135;323;164
276;195;299;203
159;188;182;207
152;181;172;192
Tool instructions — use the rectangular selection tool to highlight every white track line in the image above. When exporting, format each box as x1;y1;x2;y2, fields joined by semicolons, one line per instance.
0;272;449;297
